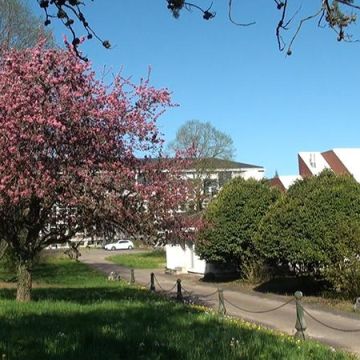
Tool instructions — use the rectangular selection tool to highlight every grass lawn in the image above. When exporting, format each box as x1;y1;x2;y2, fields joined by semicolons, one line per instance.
106;249;166;269
0;256;356;360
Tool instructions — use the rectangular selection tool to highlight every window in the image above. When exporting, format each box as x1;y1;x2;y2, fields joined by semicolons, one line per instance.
218;171;232;188
137;173;147;185
204;179;218;196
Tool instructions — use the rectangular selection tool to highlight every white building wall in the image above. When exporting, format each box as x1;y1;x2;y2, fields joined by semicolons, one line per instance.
187;244;207;274
333;148;360;182
182;168;265;182
299;151;330;175
240;168;265;181
165;244;187;271
165;242;206;274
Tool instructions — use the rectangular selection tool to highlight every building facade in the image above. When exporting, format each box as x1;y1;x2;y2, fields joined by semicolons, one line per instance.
165;158;265;274
270;148;360;191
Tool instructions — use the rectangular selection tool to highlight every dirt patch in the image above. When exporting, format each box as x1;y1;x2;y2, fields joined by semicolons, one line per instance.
0;281;16;289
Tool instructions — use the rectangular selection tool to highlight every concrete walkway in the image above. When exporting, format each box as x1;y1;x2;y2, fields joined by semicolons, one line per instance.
81;249;360;356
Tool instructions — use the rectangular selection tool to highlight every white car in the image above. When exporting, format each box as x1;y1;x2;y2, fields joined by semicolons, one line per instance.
104;240;134;251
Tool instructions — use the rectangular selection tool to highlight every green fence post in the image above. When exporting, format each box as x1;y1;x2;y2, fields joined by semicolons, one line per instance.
294;291;307;340
176;279;183;301
150;272;155;292
130;269;135;284
218;288;226;316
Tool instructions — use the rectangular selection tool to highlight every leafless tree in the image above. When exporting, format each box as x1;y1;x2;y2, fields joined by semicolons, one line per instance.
33;1;360;59
0;0;53;49
168;0;360;55
169;120;235;160
169;120;235;211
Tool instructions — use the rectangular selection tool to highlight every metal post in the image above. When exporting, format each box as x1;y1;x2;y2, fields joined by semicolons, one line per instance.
354;297;360;312
150;272;155;292
130;269;135;284
218;288;226;316
294;291;307;340
176;279;183;301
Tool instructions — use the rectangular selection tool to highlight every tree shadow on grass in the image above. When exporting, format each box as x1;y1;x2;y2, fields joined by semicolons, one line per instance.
31;261;103;285
0;283;190;359
0;284;350;360
0;284;161;304
0;298;346;360
0;292;253;360
0;301;187;360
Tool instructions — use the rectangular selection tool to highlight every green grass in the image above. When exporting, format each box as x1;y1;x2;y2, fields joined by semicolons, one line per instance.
0;256;356;360
0;262;15;283
106;249;166;269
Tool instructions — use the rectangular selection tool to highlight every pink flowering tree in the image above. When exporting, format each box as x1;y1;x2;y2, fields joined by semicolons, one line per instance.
0;41;192;301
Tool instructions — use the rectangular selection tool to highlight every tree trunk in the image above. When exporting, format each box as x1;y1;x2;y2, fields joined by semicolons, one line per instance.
16;260;32;302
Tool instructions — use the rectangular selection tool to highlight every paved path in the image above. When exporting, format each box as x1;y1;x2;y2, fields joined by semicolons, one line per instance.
81;249;360;356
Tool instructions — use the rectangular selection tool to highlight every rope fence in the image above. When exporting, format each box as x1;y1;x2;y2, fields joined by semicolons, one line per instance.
300;305;360;333
153;274;177;293
124;269;360;339
224;296;294;314
181;286;193;297
197;289;218;298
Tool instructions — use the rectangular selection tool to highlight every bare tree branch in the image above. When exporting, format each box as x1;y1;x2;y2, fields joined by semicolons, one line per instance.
286;9;323;55
32;0;360;59
228;0;255;26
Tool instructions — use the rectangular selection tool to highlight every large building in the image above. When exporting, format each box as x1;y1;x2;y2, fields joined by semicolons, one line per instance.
271;148;360;191
179;158;264;206
166;158;265;275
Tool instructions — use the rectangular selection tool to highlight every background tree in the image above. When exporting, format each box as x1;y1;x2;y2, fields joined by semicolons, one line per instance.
0;0;53;49
256;170;360;296
168;120;235;211
33;1;360;58
169;120;235;160
196;177;280;276
0;41;191;301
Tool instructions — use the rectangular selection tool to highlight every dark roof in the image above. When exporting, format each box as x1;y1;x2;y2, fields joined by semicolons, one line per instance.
139;157;263;170
185;158;263;170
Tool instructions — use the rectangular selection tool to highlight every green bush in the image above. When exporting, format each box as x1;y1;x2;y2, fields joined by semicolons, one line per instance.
0;246;17;273
241;258;272;284
196;177;280;275
256;170;360;296
324;254;360;299
1;244;42;282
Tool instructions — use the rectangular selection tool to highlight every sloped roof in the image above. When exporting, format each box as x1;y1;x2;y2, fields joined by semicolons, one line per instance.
185;158;263;170
278;175;303;190
332;148;360;182
140;157;263;170
298;151;330;175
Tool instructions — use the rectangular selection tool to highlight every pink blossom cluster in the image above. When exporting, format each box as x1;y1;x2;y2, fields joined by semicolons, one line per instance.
0;41;194;247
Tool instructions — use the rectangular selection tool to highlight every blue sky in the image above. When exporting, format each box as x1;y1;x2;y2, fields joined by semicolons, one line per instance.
30;1;360;178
